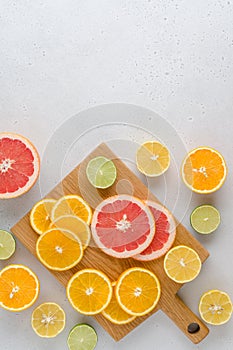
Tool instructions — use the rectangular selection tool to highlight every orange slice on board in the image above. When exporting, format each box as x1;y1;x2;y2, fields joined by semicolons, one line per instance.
91;195;155;258
36;229;83;271
0;133;40;199
115;267;161;316
0;264;39;311
181;147;227;193
67;269;112;315
51;195;92;224
50;215;91;249
30;199;56;235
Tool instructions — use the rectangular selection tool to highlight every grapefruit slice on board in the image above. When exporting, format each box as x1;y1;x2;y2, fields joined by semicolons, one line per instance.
134;201;176;261
91;195;155;258
0;133;40;199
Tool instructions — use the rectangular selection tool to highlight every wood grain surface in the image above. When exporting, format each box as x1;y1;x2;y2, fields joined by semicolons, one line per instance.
11;143;210;344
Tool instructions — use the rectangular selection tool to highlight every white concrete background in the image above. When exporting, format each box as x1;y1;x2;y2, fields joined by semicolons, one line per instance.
0;0;233;349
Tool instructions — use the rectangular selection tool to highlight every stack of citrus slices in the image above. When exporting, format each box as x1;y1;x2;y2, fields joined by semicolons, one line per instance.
30;194;92;271
66;267;161;325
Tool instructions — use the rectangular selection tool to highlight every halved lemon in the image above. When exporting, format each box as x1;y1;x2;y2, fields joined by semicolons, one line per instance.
115;267;161;316
164;245;202;283
67;269;112;315
136;141;170;177
31;302;66;338
51;195;92;224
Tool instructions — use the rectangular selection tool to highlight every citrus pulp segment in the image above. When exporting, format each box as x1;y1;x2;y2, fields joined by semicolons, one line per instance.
136;141;170;177
190;205;221;234
0;132;40;199
133;201;176;261
36;228;83;271
30;199;56;235
0;264;39;311
181;147;227;193
164;245;202;283
91;195;155;258
67;324;98;350
199;290;232;325
102;282;136;324
67;269;112;315
115;267;161;316
0;230;16;260
86;156;117;189
51;195;92;224
31;302;66;338
50;215;91;249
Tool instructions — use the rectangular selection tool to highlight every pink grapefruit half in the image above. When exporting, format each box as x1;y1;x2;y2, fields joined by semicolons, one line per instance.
91;195;155;258
133;200;176;261
0;133;40;199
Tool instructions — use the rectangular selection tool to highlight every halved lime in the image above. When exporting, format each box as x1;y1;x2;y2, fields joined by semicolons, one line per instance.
0;230;16;260
86;156;117;189
67;324;97;350
190;205;220;234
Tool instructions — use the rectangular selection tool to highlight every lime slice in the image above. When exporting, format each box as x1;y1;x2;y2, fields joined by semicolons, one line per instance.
0;230;16;260
86;156;117;189
190;205;220;234
67;324;97;350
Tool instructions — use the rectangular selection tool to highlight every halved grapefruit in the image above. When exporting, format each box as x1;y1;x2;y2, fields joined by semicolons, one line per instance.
133;201;176;261
0;133;40;199
91;195;155;258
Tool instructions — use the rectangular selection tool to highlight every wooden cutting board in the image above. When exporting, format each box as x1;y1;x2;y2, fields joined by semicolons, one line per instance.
11;143;209;344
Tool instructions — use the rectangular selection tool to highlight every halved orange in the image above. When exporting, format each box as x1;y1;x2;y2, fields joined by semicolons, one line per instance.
181;147;227;193
30;198;56;235
36;229;83;271
51;195;92;224
50;215;91;249
67;269;112;315
115;267;161;316
0;264;40;311
102;282;136;324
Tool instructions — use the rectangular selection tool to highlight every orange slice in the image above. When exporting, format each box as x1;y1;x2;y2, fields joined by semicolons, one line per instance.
30;199;56;235
181;147;227;193
102;282;136;324
0;264;40;311
164;245;202;283
136;141;170;177
36;229;83;271
115;267;161;316
67;269;112;315
50;215;91;249
51;195;92;224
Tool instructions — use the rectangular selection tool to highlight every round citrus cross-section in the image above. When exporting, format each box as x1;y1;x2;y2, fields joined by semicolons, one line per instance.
30;198;56;235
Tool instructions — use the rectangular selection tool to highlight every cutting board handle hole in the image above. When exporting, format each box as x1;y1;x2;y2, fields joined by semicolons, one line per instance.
187;323;200;334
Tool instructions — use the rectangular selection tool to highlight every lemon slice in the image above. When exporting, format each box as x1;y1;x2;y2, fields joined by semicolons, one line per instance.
164;245;202;283
199;290;232;325
31;302;66;337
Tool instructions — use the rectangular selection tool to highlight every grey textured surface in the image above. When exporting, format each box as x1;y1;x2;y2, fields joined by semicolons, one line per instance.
0;1;233;349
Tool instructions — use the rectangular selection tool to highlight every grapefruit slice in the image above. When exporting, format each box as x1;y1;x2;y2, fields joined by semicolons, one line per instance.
134;201;176;261
0;133;40;199
91;195;155;258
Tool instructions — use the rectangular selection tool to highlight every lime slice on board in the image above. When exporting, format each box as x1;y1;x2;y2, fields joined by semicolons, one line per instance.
0;230;16;260
86;156;117;189
67;324;97;350
190;205;220;234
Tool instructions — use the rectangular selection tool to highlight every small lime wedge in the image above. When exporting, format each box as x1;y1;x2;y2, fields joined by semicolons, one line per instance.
190;205;220;234
67;324;97;350
86;156;117;189
0;230;16;260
